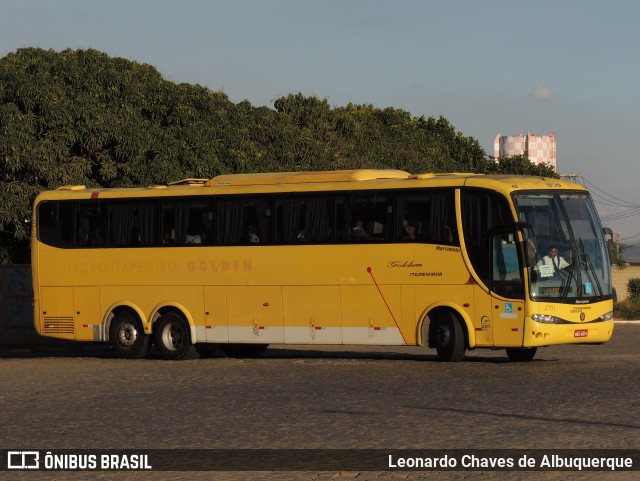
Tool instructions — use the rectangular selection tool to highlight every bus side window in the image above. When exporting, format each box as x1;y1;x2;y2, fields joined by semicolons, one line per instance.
200;210;214;245
334;196;350;242
37;201;74;248
109;202;157;247
462;189;513;286
109;203;135;246
350;192;391;242
79;202;106;247
397;189;457;245
492;233;524;299
162;200;212;246
275;196;330;244
185;205;213;245
217;198;270;245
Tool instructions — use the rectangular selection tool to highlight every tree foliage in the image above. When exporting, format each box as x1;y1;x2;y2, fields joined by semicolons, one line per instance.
0;48;556;263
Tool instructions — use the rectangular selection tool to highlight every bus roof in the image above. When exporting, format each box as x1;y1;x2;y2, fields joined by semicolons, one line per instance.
41;170;585;201
207;169;411;186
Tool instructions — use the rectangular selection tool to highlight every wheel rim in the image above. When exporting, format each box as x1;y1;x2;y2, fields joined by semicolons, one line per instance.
437;321;451;348
118;322;139;347
161;321;184;351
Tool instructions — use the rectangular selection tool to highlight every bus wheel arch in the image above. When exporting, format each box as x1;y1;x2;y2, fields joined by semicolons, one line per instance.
153;308;198;360
107;307;150;359
420;306;470;362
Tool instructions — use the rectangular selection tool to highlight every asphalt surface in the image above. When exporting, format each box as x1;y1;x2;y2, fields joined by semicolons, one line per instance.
1;322;638;481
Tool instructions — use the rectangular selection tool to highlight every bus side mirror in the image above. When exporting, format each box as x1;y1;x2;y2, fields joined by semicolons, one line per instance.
602;227;615;263
606;239;615;263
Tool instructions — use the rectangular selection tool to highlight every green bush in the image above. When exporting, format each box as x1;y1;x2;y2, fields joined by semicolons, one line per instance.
614;299;640;320
627;278;640;300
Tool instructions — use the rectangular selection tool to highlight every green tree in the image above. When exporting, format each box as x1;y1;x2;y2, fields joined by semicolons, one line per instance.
491;154;557;177
0;48;237;261
0;48;557;263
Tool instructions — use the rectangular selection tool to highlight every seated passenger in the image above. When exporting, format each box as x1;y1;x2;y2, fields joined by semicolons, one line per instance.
162;228;175;244
403;221;417;241
185;234;202;244
248;225;260;244
352;218;379;241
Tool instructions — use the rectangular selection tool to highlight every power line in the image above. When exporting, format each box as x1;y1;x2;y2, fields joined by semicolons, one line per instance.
581;177;640;208
601;208;640;221
561;173;640;208
565;174;640;243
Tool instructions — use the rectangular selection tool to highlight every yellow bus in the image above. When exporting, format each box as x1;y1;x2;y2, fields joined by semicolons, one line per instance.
31;169;614;361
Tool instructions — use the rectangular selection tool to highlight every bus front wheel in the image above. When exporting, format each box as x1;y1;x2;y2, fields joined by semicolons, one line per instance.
110;311;149;359
154;312;198;360
433;312;466;362
506;347;537;362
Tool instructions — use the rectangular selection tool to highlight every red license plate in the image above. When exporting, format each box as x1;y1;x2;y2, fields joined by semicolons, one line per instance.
574;329;588;338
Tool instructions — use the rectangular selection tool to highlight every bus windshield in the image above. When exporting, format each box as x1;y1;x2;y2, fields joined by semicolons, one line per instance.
513;192;612;302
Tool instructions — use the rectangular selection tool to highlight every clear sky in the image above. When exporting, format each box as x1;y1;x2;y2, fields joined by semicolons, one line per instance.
1;0;639;242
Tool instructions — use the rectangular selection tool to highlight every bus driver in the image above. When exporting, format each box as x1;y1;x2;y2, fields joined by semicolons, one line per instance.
535;247;569;278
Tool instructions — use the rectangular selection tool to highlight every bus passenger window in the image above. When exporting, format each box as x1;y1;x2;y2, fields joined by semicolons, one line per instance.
37;201;75;248
276;196;330;244
397;189;456;244
76;201;105;247
87;219;105;246
462;189;513;286
350;192;391;242
217;198;270;245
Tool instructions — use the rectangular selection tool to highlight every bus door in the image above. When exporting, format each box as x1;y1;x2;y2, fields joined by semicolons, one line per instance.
489;230;526;347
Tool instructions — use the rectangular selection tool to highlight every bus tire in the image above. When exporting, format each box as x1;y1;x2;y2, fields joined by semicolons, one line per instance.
221;343;268;358
110;311;149;359
154;312;198;360
506;347;537;362
433;312;466;362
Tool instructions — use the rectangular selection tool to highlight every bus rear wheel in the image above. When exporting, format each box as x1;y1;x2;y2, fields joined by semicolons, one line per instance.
433;312;466;362
110;311;149;359
154;312;198;360
506;347;537;362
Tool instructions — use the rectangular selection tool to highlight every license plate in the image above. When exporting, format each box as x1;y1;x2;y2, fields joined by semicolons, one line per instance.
574;329;588;338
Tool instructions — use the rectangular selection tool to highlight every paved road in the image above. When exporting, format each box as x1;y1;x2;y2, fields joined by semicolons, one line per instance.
1;324;639;481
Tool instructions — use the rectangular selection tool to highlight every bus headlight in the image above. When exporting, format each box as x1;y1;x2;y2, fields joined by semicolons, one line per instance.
531;311;613;324
531;314;565;324
599;311;613;321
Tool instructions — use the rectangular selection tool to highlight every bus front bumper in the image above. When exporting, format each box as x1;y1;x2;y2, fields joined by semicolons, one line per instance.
523;318;615;347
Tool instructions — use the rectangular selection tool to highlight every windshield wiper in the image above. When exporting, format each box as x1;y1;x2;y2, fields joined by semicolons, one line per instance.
577;238;603;297
560;245;577;301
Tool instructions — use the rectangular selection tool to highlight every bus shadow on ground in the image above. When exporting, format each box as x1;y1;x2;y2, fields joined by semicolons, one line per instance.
0;344;548;364
0;343;115;359
261;348;537;363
